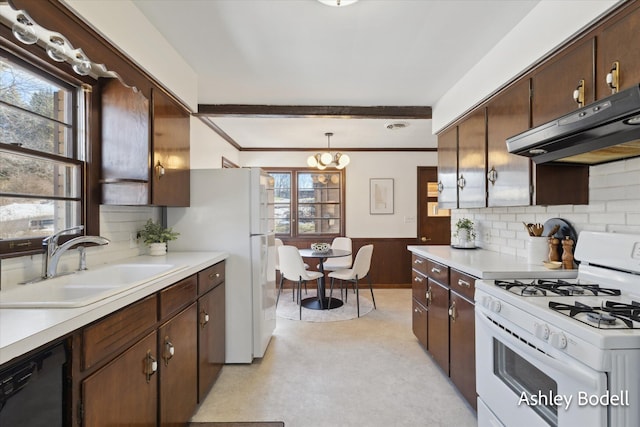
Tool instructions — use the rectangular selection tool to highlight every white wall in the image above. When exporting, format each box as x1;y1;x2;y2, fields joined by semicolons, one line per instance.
241;151;437;238
432;0;618;133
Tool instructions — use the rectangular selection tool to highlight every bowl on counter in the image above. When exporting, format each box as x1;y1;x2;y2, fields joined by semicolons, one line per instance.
543;261;563;270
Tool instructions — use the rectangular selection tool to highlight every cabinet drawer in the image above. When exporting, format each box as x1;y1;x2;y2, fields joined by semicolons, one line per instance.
160;275;197;320
411;254;428;276
198;262;225;296
450;269;476;301
412;270;429;308
426;259;449;285
82;295;157;371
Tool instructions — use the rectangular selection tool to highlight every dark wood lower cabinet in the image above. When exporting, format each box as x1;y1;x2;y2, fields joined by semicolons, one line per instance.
449;291;477;411
159;303;198;426
82;331;158;426
427;278;450;374
198;282;226;402
412;299;428;349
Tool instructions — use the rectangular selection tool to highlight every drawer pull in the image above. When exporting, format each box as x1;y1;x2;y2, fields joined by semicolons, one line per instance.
144;351;157;383
208;272;220;280
413;276;423;283
414;307;423;314
431;267;441;274
457;279;471;288
413;258;424;265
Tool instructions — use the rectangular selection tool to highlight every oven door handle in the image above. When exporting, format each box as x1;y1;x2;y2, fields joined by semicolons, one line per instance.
476;310;600;390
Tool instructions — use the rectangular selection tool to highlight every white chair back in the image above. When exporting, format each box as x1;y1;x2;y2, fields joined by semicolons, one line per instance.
278;245;311;281
352;244;374;279
323;237;353;270
274;238;284;270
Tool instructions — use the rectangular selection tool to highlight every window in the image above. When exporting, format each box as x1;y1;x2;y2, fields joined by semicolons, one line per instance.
0;51;86;255
267;168;345;238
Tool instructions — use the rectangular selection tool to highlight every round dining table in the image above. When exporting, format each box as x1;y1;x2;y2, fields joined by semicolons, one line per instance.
298;248;351;310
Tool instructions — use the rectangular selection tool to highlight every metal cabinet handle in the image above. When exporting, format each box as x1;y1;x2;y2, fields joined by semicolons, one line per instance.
573;79;585;107
208;272;220;280
414;306;423;314
426;287;432;305
449;301;457;322
487;166;498;185
200;310;210;328
457;279;471;288
162;337;175;366
606;61;620;94
457;175;466;189
144;351;158;383
431;267;441;274
413;276;423;283
155;161;165;179
413;258;424;265
437;181;444;193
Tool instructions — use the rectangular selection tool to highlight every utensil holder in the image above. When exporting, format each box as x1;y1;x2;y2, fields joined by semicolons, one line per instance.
527;236;548;264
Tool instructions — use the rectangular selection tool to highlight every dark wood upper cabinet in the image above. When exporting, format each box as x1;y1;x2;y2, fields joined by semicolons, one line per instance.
101;81;190;206
437;126;458;209
486;79;531;207
531;37;595;127
151;89;190;207
596;2;640;99
457;109;487;208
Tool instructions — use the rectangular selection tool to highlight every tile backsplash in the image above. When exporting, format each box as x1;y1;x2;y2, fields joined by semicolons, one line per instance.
0;206;161;289
453;157;640;259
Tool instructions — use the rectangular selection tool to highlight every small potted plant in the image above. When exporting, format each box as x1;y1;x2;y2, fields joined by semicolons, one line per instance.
454;218;476;248
138;219;180;255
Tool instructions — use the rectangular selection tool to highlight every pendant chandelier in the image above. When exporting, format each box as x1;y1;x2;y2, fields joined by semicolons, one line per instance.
307;132;350;170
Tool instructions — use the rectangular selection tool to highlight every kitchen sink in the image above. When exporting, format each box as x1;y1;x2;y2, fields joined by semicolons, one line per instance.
0;263;187;308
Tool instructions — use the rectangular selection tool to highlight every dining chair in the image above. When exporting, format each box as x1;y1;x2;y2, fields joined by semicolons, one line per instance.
275;239;309;307
327;244;376;317
319;237;353;271
278;245;324;319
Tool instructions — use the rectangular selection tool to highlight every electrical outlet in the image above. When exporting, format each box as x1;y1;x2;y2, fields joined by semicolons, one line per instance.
129;232;138;249
484;231;491;242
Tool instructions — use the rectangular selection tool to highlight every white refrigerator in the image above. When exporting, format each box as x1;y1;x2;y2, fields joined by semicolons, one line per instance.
167;168;276;363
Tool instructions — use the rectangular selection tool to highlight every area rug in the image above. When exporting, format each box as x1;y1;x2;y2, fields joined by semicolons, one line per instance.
276;288;373;322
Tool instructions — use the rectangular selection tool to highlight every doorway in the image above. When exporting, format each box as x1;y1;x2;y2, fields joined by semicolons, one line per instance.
417;167;451;245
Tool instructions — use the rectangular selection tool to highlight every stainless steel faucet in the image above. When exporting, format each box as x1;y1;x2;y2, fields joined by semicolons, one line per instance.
42;226;110;279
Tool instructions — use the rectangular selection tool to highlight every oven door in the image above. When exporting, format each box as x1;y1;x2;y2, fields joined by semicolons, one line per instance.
475;307;607;427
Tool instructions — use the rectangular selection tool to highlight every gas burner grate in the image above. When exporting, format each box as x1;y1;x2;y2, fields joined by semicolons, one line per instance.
549;301;640;329
536;280;621;296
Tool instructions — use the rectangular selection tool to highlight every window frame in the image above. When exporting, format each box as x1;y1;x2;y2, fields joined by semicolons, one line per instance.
0;44;99;258
266;167;346;239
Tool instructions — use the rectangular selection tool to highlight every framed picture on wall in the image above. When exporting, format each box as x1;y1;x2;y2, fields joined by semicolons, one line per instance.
370;178;394;214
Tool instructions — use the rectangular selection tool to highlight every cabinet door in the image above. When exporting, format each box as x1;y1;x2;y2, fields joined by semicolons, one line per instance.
198;282;226;402
101;79;151;205
531;38;595;126
596;2;640;98
457;108;486;208
151;89;190;207
449;292;476;411
158;303;198;427
427;278;449;374
82;331;157;426
412;298;428;350
437;126;458;209
486;79;531;207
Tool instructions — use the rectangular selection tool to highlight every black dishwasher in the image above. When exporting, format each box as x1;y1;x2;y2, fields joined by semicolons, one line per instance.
0;341;68;427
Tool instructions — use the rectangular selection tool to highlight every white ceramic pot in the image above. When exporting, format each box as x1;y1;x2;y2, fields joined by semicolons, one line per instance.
457;229;475;248
149;242;167;256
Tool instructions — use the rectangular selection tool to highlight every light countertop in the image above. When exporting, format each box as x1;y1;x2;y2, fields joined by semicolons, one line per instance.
0;251;227;366
407;245;579;280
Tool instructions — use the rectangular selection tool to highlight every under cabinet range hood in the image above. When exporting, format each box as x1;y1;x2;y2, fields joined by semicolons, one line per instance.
506;84;640;165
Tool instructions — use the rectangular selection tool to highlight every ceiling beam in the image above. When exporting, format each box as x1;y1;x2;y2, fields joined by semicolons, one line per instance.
196;104;432;119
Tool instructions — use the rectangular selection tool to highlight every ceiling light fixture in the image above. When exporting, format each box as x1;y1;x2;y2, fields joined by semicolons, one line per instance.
307;132;350;170
317;0;359;7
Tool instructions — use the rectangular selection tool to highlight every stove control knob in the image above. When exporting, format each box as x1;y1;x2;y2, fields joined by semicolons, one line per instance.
549;332;568;349
489;299;501;313
534;323;550;340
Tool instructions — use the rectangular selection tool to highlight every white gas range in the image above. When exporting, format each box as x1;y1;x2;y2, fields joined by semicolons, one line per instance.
475;231;640;427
